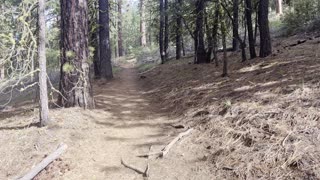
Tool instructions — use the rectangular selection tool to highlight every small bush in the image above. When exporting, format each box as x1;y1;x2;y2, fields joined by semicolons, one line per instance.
133;45;160;65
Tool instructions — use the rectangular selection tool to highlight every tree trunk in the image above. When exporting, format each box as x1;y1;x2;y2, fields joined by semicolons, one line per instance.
159;0;165;63
58;0;95;108
38;0;50;126
221;17;228;77
258;0;272;57
182;35;186;56
205;9;213;63
232;0;239;51
194;0;207;64
93;36;100;78
140;0;147;46
275;0;283;15
213;0;220;67
92;24;100;78
118;0;124;56
175;0;182;60
245;0;257;59
164;0;169;60
99;0;113;79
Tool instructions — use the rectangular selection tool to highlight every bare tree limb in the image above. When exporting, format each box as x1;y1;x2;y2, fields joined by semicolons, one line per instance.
161;128;193;157
121;158;146;175
18;143;68;180
137;128;194;158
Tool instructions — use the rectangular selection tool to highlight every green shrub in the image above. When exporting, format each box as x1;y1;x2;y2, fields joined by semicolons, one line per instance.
133;45;160;65
282;0;320;34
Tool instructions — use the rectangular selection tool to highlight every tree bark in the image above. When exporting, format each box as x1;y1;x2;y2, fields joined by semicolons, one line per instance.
140;0;147;47
205;9;213;63
213;0;220;67
275;0;283;15
232;0;239;51
194;0;207;64
92;24;100;78
164;0;169;60
175;0;182;60
38;0;50;126
159;0;165;63
258;0;272;57
93;36;100;78
118;0;124;56
58;0;95;108
99;0;113;79
245;0;257;59
221;16;228;77
182;35;186;56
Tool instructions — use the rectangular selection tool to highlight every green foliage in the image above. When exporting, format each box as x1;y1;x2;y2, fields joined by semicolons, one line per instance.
46;49;60;69
282;0;320;34
66;51;75;58
133;45;160;65
62;62;74;73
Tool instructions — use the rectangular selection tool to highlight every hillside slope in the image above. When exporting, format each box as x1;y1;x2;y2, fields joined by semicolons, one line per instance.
140;34;320;179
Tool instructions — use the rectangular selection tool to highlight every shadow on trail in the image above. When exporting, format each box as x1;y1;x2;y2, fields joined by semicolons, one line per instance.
92;67;175;131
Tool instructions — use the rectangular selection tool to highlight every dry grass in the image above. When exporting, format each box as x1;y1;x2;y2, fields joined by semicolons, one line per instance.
141;34;320;179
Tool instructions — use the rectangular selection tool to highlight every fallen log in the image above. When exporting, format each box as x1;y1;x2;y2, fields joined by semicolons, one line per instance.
284;39;308;49
18;143;68;180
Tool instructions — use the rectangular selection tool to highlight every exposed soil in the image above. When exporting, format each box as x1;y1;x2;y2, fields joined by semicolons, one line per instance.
0;64;211;179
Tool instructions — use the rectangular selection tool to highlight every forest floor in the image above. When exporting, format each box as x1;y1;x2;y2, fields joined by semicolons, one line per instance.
1;32;320;180
0;61;211;179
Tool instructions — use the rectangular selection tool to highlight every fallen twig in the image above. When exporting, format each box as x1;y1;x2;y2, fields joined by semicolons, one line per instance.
18;143;68;180
137;128;194;158
144;146;152;179
121;158;146;175
137;151;162;158
161;128;193;157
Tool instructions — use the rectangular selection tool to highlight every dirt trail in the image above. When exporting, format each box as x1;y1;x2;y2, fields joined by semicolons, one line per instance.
57;67;211;179
0;66;211;180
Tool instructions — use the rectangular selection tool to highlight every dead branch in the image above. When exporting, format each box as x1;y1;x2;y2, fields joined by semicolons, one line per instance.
137;151;163;158
121;158;146;175
18;143;68;180
137;128;194;158
284;39;308;49
161;128;193;157
144;146;152;178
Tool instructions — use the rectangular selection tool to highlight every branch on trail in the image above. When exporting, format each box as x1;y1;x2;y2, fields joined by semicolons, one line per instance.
137;128;194;158
121;158;146;176
18;143;68;180
144;146;152;179
137;151;163;158
161;128;193;157
122;146;153;179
